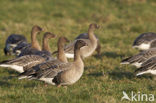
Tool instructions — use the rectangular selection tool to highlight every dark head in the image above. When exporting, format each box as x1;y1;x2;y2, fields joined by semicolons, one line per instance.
44;32;56;39
89;23;100;30
32;25;42;34
75;40;88;50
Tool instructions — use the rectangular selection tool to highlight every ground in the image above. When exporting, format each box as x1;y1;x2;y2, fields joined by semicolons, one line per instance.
0;0;156;103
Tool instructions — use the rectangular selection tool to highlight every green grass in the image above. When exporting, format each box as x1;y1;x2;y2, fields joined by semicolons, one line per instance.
0;0;156;103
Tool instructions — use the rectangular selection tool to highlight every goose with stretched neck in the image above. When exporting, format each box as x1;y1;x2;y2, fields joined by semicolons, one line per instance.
75;33;101;56
4;34;27;56
18;40;87;86
133;32;156;51
14;25;42;57
52;23;99;58
57;37;69;63
0;32;56;73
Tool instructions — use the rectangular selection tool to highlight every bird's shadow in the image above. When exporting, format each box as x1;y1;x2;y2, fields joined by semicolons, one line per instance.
0;80;13;87
94;51;125;59
87;72;104;77
108;71;135;80
108;71;153;80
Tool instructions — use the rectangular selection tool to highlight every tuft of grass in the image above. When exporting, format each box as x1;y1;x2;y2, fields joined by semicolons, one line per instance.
0;0;156;103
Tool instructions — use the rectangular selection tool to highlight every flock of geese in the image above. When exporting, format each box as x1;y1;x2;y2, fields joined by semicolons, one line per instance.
121;32;156;76
1;23;156;87
0;24;101;86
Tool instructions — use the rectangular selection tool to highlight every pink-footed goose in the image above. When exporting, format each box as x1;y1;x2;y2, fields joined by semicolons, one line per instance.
133;32;156;51
52;23;99;58
18;40;87;86
121;48;156;68
4;34;27;56
75;33;101;55
135;56;156;76
13;25;42;56
0;32;56;73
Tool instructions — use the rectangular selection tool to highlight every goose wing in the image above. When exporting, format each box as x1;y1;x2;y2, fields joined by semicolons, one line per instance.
0;55;46;72
19;59;72;79
135;56;156;76
121;48;156;64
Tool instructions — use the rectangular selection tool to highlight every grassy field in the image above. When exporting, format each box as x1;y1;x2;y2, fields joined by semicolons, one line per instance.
0;0;156;103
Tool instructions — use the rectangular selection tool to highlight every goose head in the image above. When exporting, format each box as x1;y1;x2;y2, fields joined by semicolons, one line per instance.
42;32;56;52
75;40;88;50
89;23;100;31
31;25;43;35
58;36;70;46
43;32;56;39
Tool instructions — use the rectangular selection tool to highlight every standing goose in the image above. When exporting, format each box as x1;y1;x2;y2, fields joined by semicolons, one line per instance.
18;40;87;86
0;32;56;73
75;33;101;55
4;34;27;55
13;25;42;57
56;36;69;63
133;32;156;51
121;48;156;68
52;23;99;58
135;56;156;76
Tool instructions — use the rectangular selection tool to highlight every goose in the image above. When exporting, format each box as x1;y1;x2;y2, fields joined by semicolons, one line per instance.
75;33;101;55
18;40;87;86
0;34;69;73
0;32;56;73
4;34;27;55
52;23;99;58
135;56;156;76
121;48;156;68
133;32;156;51
13;25;42;56
56;36;69;63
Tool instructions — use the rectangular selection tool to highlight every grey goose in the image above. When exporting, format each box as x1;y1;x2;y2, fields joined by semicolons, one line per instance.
53;23;99;58
135;56;156;76
13;25;42;56
4;34;27;55
0;32;56;73
18;40;87;86
0;34;69;73
75;33;101;56
121;48;156;68
133;32;156;51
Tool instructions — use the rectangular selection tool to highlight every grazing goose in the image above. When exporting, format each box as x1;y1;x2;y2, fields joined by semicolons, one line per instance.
133;32;156;51
14;25;43;57
53;23;99;58
4;34;27;55
135;56;156;76
19;40;87;86
121;48;156;68
75;33;101;55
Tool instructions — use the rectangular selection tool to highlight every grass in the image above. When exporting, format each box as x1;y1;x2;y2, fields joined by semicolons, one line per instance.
0;0;156;103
